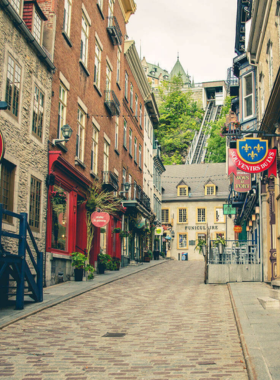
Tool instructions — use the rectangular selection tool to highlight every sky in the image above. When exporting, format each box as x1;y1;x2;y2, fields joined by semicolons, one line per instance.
127;0;237;83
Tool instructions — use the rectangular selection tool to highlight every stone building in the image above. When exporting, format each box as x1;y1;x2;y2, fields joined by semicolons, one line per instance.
0;0;54;282
161;163;234;261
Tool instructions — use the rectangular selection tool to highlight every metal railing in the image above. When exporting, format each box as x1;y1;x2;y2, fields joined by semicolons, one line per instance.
102;171;119;191
107;16;122;45
208;240;260;265
104;90;120;116
120;183;151;212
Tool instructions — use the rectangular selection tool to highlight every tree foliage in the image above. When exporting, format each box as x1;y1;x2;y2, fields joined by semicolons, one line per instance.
155;75;204;165
204;96;232;163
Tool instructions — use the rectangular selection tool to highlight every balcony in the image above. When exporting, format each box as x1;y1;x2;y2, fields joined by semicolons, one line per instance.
102;171;119;192
104;90;120;116
107;17;122;46
121;183;151;212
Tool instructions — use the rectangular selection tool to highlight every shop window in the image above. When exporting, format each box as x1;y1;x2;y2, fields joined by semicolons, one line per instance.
178;208;188;224
29;176;41;232
178;233;188;249
177;185;188;196
0;160;15;223
5;55;21;119
205;184;215;195
197;208;206;223
197;233;206;241
215;207;225;223
51;185;68;251
162;208;170;223
63;0;72;36
32;85;44;141
243;72;253;119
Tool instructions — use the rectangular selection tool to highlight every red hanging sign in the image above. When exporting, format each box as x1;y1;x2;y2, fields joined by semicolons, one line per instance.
229;149;277;177
0;131;5;163
91;212;110;227
234;225;243;233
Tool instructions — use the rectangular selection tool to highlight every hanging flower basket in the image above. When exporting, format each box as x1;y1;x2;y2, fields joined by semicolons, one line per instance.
100;227;106;233
120;230;129;238
51;190;67;205
113;227;121;234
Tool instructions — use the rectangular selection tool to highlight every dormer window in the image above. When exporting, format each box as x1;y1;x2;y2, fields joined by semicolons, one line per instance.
205;184;216;195
11;0;22;15
177;186;188;196
23;1;47;45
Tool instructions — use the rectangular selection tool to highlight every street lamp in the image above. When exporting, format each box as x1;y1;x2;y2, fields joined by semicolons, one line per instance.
52;124;73;145
119;182;131;196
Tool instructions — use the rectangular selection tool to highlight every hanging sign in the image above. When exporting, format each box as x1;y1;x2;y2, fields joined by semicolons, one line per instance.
234;171;251;193
0;130;5;163
223;204;236;215
155;227;163;236
91;212;110;227
234;225;243;233
228;138;277;177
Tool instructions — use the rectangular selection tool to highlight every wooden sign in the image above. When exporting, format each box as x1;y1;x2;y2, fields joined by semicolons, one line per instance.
91;212;110;227
234;171;251;193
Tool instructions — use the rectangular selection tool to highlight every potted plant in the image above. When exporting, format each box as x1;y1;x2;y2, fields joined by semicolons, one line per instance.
120;230;129;238
97;252;112;274
85;264;95;280
213;236;226;254
100;227;106;233
71;252;86;281
113;227;121;234
112;256;121;270
195;239;206;255
107;260;117;271
144;250;152;262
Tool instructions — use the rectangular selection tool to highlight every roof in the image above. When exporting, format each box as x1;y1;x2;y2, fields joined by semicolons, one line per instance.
162;163;229;201
145;62;170;80
170;58;191;84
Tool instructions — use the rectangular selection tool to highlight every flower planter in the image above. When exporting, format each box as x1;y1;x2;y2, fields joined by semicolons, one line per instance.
74;268;84;282
144;256;150;262
98;263;106;274
218;243;224;254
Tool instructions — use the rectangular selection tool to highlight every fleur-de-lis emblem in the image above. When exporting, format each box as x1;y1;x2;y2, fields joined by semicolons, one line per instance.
254;144;264;153
248;151;258;159
242;144;251;152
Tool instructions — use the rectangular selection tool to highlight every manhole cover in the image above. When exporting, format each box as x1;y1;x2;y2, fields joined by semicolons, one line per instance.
102;333;126;337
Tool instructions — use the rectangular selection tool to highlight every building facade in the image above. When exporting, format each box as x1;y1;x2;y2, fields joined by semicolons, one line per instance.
161;163;234;261
0;0;54;284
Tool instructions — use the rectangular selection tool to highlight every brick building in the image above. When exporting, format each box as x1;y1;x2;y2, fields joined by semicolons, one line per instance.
0;0;54;293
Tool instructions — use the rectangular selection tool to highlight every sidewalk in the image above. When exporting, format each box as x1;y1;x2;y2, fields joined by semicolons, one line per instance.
0;259;167;330
229;282;280;380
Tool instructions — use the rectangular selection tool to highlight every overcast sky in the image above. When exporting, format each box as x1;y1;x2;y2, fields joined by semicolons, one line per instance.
127;0;237;83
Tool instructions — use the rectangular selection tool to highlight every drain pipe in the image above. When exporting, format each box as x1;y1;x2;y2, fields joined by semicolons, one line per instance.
258;176;263;282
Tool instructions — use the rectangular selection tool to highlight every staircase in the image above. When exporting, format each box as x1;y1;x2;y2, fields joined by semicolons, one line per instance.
186;101;222;164
0;204;43;310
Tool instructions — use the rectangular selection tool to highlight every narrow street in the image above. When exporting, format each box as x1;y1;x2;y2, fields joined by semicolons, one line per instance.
0;261;248;380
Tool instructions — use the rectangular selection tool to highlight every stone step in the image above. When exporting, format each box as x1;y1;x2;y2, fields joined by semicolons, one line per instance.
271;280;280;290
258;297;280;309
269;289;280;301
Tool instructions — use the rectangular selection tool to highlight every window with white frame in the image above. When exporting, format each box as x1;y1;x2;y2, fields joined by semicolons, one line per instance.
115;117;118;150
33;10;42;44
94;39;102;88
32;85;44;141
97;0;103;11
178;233;188;249
103;140;109;172
129;129;132;155
80;13;89;65
130;84;133;110
58;84;67;139
268;42;273;93
105;63;112;100
139;104;142;127
11;0;21;14
162;209;169;223
260;74;265;117
215;207;224;223
243;72;253;119
123;119;127;148
29;176;41;232
128;174;132;199
108;0;114;26
122;168;126;184
205;184;215;195
125;72;128;99
91;125;98;174
117;48;121;85
0;160;15;223
197;208;206;223
135;94;138;118
63;0;72;36
144;143;147;166
76;107;85;161
178;208;188;224
139;144;142;169
134;137;137;162
5;55;21;119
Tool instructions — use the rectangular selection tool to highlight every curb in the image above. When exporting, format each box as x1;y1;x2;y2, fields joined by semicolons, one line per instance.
227;283;257;380
0;260;168;330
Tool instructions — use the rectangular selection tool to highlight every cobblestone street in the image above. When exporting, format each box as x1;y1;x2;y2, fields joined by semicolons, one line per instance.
0;261;248;380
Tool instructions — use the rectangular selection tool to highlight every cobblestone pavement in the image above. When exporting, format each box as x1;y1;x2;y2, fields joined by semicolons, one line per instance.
0;261;248;380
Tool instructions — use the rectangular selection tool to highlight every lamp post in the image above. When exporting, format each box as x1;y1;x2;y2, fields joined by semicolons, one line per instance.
52;124;73;145
119;182;130;197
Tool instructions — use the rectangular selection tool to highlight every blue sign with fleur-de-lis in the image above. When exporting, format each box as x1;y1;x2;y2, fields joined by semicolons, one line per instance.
237;138;268;164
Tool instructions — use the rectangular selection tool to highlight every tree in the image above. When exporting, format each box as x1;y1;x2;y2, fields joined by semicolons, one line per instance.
155;75;204;165
204;96;232;163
